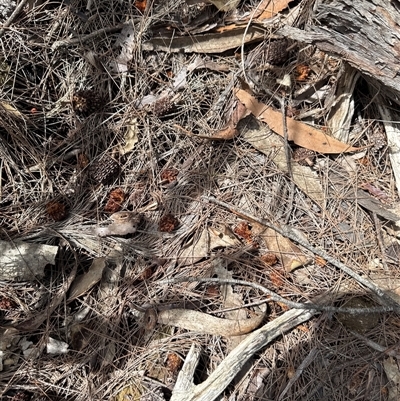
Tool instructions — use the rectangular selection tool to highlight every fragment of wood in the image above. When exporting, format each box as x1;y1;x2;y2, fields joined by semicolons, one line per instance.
172;344;201;400
376;99;400;198
142;26;266;53
356;189;400;222
157;307;265;337
0;240;58;281
276;0;400;101
170;302;318;401
327;63;360;142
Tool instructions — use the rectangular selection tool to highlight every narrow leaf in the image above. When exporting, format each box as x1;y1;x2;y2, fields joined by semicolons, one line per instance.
255;0;295;20
235;89;359;154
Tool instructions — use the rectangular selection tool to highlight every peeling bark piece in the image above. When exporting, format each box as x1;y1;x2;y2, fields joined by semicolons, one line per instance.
356;189;400;222
157;308;265;337
377;99;400;198
0;240;58;281
143;26;265;53
327;63;360;142
277;0;400;101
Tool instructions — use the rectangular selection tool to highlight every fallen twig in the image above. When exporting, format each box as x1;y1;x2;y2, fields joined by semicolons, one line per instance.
280;96;295;224
170;297;321;401
0;0;29;38
159;276;394;314
51;23;127;50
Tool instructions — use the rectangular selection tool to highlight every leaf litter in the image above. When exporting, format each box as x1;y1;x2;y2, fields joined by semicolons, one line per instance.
1;0;400;400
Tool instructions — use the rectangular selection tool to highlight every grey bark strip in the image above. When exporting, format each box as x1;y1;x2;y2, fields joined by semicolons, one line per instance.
276;0;400;101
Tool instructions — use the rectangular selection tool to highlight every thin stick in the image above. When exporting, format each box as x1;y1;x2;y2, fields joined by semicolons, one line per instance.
202;196;400;311
281;96;295;224
281;97;292;178
51;23;128;50
277;347;318;401
159;276;394;314
0;0;29;38
372;212;389;271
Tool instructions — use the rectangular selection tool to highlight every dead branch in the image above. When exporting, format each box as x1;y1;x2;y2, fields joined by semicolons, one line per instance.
170;300;319;401
159;276;394;314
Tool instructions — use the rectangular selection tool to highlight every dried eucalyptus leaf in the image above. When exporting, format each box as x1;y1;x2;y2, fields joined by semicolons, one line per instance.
69;257;106;300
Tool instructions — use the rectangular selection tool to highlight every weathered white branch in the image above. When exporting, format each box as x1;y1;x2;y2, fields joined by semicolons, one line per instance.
171;306;317;401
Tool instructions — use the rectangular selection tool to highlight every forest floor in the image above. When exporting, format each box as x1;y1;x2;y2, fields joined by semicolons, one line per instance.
1;0;400;400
